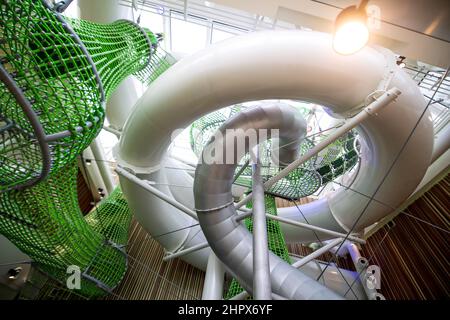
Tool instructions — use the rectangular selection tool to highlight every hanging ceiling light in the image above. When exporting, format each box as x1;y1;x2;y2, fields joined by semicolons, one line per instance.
333;0;370;55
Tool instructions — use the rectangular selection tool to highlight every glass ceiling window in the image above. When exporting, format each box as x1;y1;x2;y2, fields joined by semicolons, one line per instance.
211;22;240;44
170;11;208;54
139;9;165;35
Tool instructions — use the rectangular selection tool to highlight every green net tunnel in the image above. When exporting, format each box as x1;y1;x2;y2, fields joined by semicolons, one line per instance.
0;0;172;192
0;166;132;297
0;0;175;297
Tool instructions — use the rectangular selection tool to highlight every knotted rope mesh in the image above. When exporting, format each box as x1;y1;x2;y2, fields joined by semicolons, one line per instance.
0;160;132;297
0;0;175;297
0;0;175;191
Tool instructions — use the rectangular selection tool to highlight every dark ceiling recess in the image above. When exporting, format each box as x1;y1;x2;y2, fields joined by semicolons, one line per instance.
313;0;450;42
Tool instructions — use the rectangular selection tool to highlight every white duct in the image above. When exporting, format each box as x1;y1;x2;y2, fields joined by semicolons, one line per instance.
116;30;433;294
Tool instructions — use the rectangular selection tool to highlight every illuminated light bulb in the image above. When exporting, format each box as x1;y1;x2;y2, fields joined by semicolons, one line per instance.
333;2;370;55
333;20;369;55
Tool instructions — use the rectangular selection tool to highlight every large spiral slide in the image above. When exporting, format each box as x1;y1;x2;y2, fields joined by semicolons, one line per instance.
116;30;434;299
0;1;436;300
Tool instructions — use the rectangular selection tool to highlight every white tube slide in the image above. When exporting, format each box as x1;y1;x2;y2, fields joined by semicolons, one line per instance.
116;30;433;295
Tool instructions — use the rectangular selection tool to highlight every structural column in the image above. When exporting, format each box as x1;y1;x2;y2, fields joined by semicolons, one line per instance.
251;158;272;300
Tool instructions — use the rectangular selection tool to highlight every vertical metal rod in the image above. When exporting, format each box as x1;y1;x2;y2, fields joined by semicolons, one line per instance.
183;0;188;20
235;88;401;210
202;252;225;300
251;159;272;300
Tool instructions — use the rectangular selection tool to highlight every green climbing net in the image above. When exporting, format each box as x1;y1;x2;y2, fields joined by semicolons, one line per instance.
0;0;176;297
0;160;132;297
0;0;175;191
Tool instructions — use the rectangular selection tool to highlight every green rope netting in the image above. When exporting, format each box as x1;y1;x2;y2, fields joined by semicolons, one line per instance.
134;43;177;87
0;0;173;191
225;195;291;299
0;0;177;298
0;160;132;297
67;18;151;99
190;105;359;200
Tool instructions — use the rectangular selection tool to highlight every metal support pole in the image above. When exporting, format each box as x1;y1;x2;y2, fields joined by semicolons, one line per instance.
235;211;366;244
202;252;225;300
162;242;209;261
115;166;198;220
233;159;250;183
90;138;115;194
291;238;344;268
251;160;272;300
235;88;401;210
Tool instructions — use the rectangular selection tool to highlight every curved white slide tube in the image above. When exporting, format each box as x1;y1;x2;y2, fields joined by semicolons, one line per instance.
116;30;433;294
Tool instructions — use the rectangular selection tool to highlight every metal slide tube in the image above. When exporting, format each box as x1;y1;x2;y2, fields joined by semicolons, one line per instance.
431;124;450;163
117;31;434;291
194;104;342;299
251;161;272;300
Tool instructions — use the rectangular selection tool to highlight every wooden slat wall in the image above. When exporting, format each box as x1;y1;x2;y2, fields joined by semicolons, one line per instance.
359;174;450;299
278;176;450;300
106;219;205;300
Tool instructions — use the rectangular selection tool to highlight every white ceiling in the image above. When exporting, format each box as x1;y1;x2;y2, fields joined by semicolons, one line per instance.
208;0;450;68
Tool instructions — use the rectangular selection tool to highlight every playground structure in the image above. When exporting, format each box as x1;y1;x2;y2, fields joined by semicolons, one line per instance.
0;0;174;297
0;0;446;300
